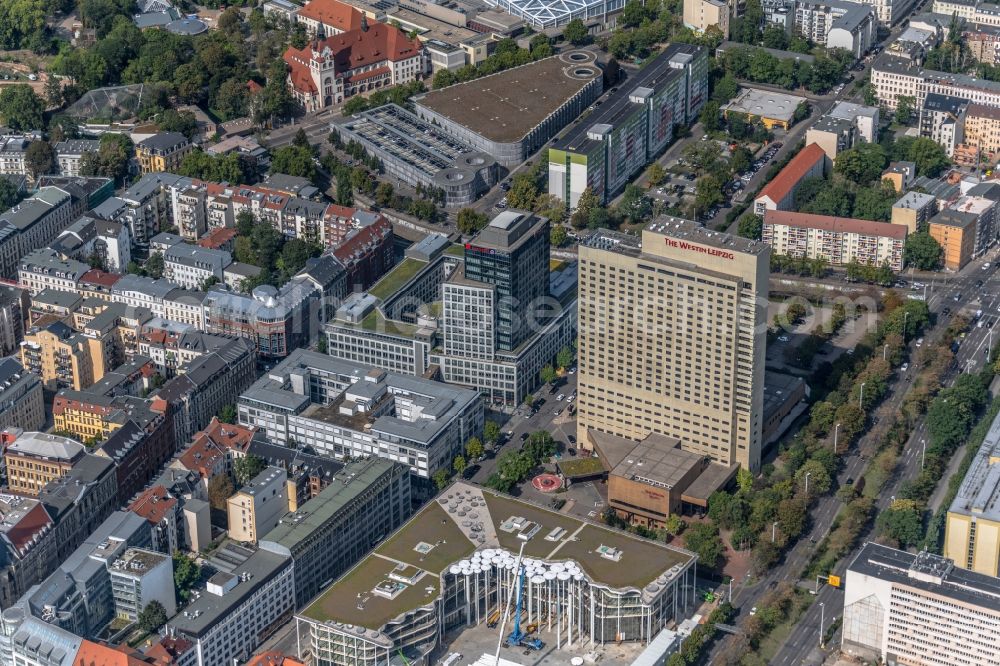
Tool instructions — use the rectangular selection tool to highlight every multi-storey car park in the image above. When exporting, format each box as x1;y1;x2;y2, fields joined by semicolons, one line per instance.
413;52;603;166
331;104;498;207
295;481;698;666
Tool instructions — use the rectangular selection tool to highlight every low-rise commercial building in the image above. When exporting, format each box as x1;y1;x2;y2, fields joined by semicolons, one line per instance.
259;457;410;606
238;349;483;479
754;143;828;215
413;52;603;166
723;87;808;130
827;101;880;142
763;210;907;271
842;543;1000;665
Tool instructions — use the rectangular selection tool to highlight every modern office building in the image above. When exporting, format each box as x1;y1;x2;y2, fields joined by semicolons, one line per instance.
108;547;177;622
227;466;289;544
842;543;1000;665
762;210;908;272
295;481;698;666
576;217;769;472
945;407;1000;576
548;44;708;207
332;104;498;207
259;457;411;606
413;52;603;166
238;349;483;479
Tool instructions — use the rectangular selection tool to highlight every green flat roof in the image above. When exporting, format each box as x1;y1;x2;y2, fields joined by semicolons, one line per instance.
557;457;605;478
299;482;694;630
357;309;420;338
444;243;466;257
369;258;427;301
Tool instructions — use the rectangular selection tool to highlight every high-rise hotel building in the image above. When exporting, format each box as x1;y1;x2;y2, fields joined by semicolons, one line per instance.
576;217;769;472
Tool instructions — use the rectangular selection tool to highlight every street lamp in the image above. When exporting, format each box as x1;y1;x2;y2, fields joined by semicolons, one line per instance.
883;343;888;360
771;520;779;542
859;382;866;409
921;438;926;469
819;602;826;648
805;471;812;495
834;423;841;453
903;311;909;339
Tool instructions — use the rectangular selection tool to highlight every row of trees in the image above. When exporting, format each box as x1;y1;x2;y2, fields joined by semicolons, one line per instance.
718;44;851;94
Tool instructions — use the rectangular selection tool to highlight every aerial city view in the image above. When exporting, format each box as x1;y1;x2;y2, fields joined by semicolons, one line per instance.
1;0;1000;663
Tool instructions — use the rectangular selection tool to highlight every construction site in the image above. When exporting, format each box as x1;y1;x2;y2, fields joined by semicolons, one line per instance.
294;482;698;666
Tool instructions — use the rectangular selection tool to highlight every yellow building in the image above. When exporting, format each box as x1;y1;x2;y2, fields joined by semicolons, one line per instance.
722;87;808;131
576;217;769;473
961;103;1000;163
19;321;106;391
944;410;1000;577
2;430;86;496
226;466;288;543
929;209;977;270
51;390;130;441
683;0;730;38
135;132;192;174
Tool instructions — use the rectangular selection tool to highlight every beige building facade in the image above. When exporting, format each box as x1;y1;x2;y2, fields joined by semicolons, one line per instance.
576;218;769;472
227;466;289;543
683;0;730;37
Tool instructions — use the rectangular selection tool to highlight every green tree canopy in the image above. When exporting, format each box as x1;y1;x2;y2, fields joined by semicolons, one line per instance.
563;18;590;45
904;232;943;270
684;522;725;569
234;454;267;486
835;143;888;185
138;600;167;633
0;85;43;131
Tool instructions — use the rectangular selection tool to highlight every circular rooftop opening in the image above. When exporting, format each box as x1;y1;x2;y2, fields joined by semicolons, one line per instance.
568;52;589;61
445;172;466;181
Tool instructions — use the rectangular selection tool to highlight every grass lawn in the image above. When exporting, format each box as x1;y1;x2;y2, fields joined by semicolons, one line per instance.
482;492;582;559
445;243;465;257
556;524;690;590
369;258;426;301
557;457;605;478
359;309;419;338
550;259;567;272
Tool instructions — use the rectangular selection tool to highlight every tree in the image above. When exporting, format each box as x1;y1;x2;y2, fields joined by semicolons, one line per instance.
433;468;450;490
664;514;686;536
736;468;754;494
694;175;723;213
138;600;168;633
432;68;456;89
619;183;651;222
795;459;831;496
893;136;950;177
737;213;763;240
158;109;198;139
556;346;574;370
270;145;316;181
234;454;267;486
24;140;53;181
621;0;649;28
484;421;501;444
904;232;943;270
863;82;877;106
146;252;164;279
0;85;43;131
564;18;590;45
44;74;63;109
700;100;721;132
208;474;235;510
540;364;558;385
467;437;485;460
571;187;600;229
218;6;241;31
457;207;488;235
0;178;21;211
219;404;237;424
684;522;725;569
507;173;539;209
0;0;46;50
550;224;568;247
835;143;888;185
877;499;924;548
173;552;201;602
648;163;667;186
895;95;915;124
375;181;394;207
454;454;467;476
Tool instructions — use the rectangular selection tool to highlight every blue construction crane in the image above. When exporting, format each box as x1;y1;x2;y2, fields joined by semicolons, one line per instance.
506;565;543;650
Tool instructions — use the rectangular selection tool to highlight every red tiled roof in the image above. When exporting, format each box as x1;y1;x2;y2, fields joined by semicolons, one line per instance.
764;210;909;240
197;227;238;249
128;485;178;525
332;214;391;265
298;0;364;32
284;51;318;94
201;417;256;453
325;204;356;219
74;640;151;666
145;638;194;666
247;80;264;94
80;269;122;288
756;143;826;205
246;653;305;666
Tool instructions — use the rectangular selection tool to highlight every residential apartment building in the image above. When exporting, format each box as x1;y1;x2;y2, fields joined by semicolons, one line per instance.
238;349;483;478
683;0;730;36
0;135;34;177
203;281;318;359
227;467;288;544
94;412;176;503
805;114;856;159
930;207;979;269
549;44;708;207
763;210;907;271
135;133;193;174
51;215;132;273
0;357;45;432
754;143;828;215
54;140;100;177
872;54;1000;109
329;211;393;291
892;190;938;233
964;22;1000;64
0;285;29;356
920;93;968;157
0;187;76;279
576;218;769;472
794;0;875;59
958;102;1000;163
945;408;1000;576
19;321;103;391
0;494;56;610
931;0;978;18
165;547;295;666
17;249;89;296
842;543;1000;665
163;243;233;290
827;101;880;142
259;457;410;606
283;19;427;110
3;431;86;496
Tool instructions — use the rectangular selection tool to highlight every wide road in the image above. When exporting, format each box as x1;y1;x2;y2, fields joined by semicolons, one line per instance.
768;251;1000;665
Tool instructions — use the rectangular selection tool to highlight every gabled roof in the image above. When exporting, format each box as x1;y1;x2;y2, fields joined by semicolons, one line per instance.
128;485;178;525
756;143;826;204
298;0;364;32
764;209;908;239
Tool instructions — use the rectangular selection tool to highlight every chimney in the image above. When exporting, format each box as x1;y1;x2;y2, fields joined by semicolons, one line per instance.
361;14;369;31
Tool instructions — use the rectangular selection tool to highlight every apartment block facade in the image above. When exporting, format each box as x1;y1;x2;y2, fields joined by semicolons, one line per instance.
762;210;907;271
